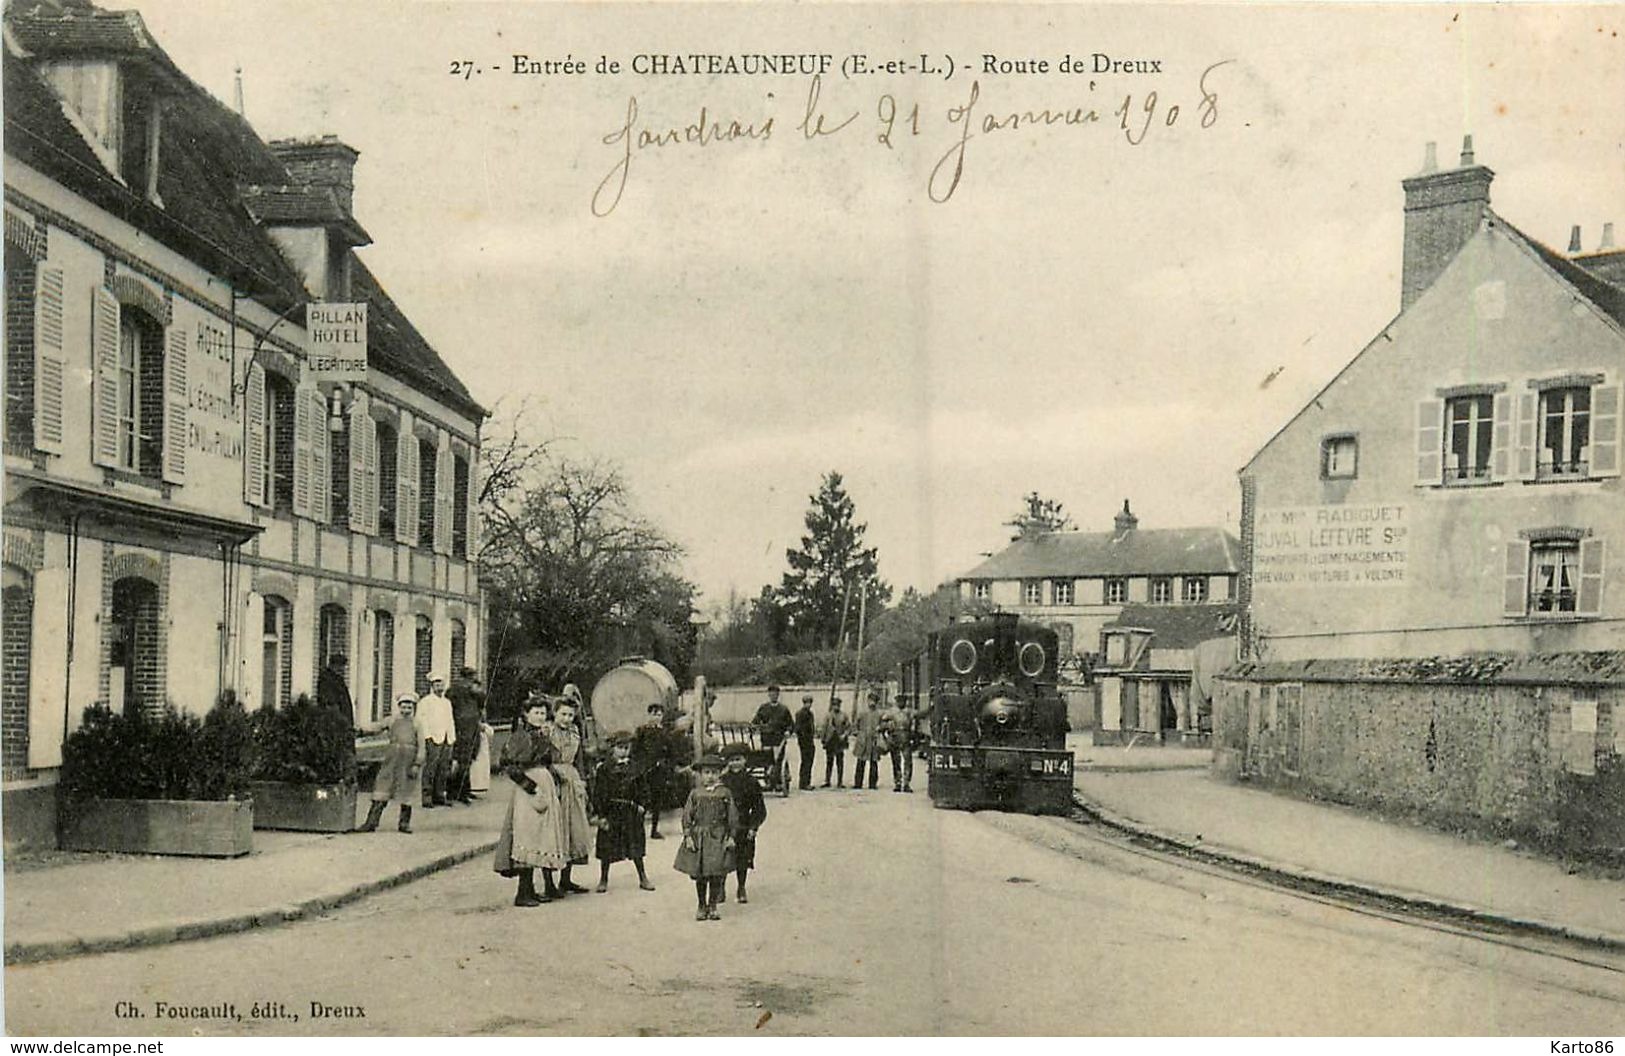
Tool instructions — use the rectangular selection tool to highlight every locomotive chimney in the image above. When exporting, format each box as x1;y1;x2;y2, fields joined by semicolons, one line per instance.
1113;499;1139;537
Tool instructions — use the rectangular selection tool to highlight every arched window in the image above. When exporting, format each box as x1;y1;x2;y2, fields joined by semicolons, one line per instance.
413;614;433;697
110;575;161;712
376;422;398;536
261;594;293;708
265;373;296;510
452;453;470;558
449;618;466;676
416;436;436;547
3;565;34;771
371;609;395;722
318;602;349;674
329;412;350;527
117;310;165;476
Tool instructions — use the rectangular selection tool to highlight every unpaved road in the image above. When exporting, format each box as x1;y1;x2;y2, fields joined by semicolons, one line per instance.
7;786;1621;1035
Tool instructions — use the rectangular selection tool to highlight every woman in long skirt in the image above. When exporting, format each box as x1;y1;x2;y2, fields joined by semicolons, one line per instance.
469;720;493;797
493;696;567;906
547;698;593;894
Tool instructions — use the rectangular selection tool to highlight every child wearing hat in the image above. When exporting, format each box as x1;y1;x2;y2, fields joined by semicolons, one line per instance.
719;743;767;904
672;754;737;921
590;730;655;893
359;694;425;833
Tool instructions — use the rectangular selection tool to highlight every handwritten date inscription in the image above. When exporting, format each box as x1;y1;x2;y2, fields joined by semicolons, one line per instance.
591;63;1232;217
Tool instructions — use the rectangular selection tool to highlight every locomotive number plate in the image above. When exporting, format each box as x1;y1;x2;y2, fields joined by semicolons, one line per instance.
1027;755;1074;779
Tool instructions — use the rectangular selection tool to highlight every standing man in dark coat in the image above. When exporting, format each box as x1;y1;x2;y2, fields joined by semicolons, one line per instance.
316;655;354;725
447;666;486;803
793;694;817;790
632;703;673;839
719;743;767;903
750;684;794;790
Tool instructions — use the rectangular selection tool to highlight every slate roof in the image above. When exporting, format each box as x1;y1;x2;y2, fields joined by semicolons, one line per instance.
960;527;1242;580
239;185;370;242
352;256;483;418
5;0;485;419
1103;603;1241;650
1221;652;1625;688
1497;213;1625;333
5;7;307;304
8;4;152;56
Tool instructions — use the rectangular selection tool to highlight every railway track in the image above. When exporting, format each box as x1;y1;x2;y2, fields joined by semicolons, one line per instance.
1039;792;1625;980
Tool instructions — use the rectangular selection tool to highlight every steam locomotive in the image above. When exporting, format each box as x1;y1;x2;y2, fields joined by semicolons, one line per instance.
898;613;1075;815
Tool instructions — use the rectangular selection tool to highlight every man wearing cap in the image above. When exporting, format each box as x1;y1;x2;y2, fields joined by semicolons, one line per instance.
850;690;885;791
750;684;794;791
417;672;456;808
447;666;486;804
880;695;916;792
819;698;850;788
793;694;818;790
316;654;354;722
633;703;673;839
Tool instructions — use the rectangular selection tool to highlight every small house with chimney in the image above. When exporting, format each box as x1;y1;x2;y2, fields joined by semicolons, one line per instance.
2;0;487;849
957;500;1241;670
1217;138;1625;855
1093;602;1240;747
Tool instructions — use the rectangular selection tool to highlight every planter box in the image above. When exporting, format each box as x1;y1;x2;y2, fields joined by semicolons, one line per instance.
59;798;253;857
248;780;356;833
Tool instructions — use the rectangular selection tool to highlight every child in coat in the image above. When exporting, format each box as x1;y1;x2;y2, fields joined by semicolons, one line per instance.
360;695;425;833
672;754;737;921
590;731;655;892
719;743;767;903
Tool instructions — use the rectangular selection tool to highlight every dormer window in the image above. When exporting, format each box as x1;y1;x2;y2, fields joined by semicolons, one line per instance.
39;60;164;203
40;60;125;177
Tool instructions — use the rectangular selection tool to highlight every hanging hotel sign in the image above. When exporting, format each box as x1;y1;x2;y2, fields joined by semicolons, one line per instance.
1254;503;1410;589
307;302;368;381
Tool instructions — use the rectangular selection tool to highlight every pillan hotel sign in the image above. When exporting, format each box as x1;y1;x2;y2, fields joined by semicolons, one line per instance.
308;302;368;381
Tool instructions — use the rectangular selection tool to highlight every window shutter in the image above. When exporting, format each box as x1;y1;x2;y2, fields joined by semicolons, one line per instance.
27;566;69;768
90;287;121;468
348;392;370;533
1589;384;1620;478
1490;392;1513;481
1502;540;1530;618
1516;392;1538;480
466;450;480;565
363;407;379;535
33;266;66;454
292;382;313;517
243;363;266;506
433;435;452;554
161;326;187;484
1577;538;1605;617
309;388;330;524
396;418;417;545
242;362;264;506
1414;399;1442;486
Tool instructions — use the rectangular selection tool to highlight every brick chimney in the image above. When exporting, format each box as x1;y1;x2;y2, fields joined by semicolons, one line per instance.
1113;499;1138;536
269;135;359;215
1399;135;1493;310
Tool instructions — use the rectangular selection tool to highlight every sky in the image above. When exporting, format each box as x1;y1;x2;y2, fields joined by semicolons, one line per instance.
129;1;1625;613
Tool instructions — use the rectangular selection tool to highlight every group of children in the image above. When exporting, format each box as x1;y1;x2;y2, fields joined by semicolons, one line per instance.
672;744;768;921
488;697;771;922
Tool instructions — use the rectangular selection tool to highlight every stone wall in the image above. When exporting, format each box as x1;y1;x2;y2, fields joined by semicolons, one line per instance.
1213;672;1624;855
